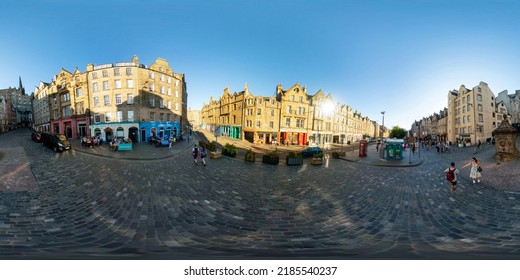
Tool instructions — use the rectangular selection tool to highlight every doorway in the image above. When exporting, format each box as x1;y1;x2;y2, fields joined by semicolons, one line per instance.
105;128;113;142
141;128;146;142
129;127;138;143
78;123;87;138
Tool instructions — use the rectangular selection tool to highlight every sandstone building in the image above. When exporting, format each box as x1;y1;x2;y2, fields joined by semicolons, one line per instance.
200;83;379;145
447;82;499;145
31;55;187;142
496;89;520;126
0;77;31;130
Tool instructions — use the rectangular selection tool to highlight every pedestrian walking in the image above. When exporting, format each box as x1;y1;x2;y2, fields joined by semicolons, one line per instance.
200;146;207;166
192;144;200;165
477;139;482;149
464;157;482;184
444;162;460;192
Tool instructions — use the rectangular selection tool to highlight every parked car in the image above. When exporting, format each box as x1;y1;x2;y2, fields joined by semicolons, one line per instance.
300;146;323;157
41;133;72;152
31;131;42;142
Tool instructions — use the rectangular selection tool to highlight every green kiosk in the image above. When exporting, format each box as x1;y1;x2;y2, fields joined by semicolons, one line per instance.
385;139;404;160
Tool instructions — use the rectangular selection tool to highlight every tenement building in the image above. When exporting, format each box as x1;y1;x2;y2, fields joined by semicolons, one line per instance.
411;108;448;143
0;95;9;132
201;83;377;145
496;89;520;127
32;81;51;133
0;77;31;130
447;81;499;145
31;55;187;142
187;108;201;129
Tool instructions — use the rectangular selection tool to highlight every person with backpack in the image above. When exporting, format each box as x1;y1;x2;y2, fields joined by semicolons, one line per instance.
200;146;207;166
444;162;459;192
192;144;200;165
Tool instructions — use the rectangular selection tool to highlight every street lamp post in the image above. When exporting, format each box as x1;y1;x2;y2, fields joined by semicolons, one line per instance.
317;121;320;146
381;111;385;138
418;121;421;158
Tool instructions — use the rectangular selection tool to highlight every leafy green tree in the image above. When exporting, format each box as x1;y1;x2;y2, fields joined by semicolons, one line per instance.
389;126;407;139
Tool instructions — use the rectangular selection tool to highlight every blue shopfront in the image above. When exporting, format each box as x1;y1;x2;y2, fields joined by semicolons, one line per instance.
140;121;181;143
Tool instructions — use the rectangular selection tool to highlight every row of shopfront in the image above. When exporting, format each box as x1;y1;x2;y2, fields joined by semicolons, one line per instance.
47;117;182;143
201;124;364;146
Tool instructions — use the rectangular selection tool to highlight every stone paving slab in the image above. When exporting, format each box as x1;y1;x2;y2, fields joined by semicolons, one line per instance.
0;147;39;192
1;128;520;260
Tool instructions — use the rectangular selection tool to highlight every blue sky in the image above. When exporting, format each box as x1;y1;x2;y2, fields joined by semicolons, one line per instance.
1;0;520;129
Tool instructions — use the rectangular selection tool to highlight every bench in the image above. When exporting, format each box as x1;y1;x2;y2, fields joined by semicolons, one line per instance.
118;143;133;151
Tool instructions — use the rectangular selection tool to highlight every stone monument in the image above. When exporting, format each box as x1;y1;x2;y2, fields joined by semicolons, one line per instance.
493;114;520;161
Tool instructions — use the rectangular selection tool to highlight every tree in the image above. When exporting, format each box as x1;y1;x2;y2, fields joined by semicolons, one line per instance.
389;126;407;139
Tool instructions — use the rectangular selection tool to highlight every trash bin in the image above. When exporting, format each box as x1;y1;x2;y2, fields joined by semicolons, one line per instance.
359;140;368;157
395;144;402;159
385;139;404;160
386;143;395;159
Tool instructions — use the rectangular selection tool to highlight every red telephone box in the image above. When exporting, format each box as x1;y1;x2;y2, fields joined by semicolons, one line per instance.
359;140;368;157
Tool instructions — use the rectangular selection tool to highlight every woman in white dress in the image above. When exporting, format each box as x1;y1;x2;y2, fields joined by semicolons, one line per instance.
469;157;482;184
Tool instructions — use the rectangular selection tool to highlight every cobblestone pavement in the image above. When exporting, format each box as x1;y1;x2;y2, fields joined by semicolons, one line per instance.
0;128;519;259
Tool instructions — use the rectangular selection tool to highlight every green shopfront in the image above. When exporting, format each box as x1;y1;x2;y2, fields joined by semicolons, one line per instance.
219;125;241;140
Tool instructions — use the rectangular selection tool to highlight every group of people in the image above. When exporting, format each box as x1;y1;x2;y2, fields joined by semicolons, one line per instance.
435;142;451;153
82;136;102;148
191;144;207;166
444;157;482;192
109;137;131;151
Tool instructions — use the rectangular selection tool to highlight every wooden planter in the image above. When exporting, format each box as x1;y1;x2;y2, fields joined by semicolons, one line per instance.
245;152;256;162
262;155;279;165
286;156;303;166
311;157;323;165
210;151;222;159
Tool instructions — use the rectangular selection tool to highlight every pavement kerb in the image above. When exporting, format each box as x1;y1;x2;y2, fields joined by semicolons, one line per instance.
69;132;427;167
193;131;423;167
70;139;197;161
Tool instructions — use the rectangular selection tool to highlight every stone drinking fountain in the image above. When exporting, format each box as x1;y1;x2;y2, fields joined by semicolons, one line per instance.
493;114;520;161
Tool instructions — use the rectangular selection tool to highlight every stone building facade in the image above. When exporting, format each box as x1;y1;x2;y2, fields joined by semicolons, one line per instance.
496;89;520;126
0;96;9;132
201;83;378;145
447;82;497;145
277;84;310;145
31;55;187;143
0;77;31;130
45;68;91;139
412;108;448;142
187;108;201;129
32;81;51;133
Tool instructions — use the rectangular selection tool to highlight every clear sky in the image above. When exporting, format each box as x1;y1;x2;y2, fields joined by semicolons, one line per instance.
1;0;520;129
